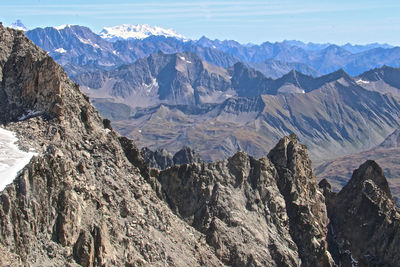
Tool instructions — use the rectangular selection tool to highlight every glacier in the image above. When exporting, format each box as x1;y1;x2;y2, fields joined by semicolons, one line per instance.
99;24;187;41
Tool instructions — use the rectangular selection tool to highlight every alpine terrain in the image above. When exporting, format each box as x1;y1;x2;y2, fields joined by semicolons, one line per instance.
1;22;400;267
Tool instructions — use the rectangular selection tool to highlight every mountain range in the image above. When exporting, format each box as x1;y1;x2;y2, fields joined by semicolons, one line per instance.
20;22;400;78
2;23;400;266
73;51;400;165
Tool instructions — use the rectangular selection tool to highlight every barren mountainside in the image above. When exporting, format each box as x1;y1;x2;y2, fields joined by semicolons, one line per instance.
316;128;400;204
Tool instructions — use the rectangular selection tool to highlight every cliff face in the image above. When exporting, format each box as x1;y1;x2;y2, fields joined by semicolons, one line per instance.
321;160;400;266
0;25;63;123
157;135;334;266
141;146;203;170
1;23;400;267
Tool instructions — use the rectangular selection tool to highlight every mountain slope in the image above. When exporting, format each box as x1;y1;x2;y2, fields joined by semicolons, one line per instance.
25;25;122;70
111;80;400;163
76;51;233;107
25;24;400;80
80;53;400;163
356;65;400;97
248;59;321;79
315;128;400;204
26;26;241;76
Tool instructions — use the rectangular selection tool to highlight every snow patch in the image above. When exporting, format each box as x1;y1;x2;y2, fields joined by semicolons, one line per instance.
143;78;158;93
77;37;100;48
0;128;37;191
356;79;370;85
54;24;72;30
54;48;67;53
178;56;192;64
99;24;187;41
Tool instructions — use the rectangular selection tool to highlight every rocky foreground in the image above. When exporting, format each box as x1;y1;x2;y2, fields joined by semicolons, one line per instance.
1;23;400;266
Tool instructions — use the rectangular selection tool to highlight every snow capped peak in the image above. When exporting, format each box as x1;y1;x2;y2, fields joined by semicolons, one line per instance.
99;24;187;41
9;19;27;31
53;24;73;30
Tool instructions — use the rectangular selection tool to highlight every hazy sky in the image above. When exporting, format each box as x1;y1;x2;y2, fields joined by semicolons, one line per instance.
1;0;400;45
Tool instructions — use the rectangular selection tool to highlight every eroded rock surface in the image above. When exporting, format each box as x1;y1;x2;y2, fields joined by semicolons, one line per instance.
321;160;400;266
157;135;335;266
141;145;203;169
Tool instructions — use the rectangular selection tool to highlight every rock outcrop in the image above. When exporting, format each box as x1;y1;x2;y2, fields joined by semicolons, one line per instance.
321;160;400;266
268;135;334;266
0;24;63;122
141;146;203;169
157;135;334;266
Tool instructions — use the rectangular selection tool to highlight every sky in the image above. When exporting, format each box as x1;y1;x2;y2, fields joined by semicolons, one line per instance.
1;0;400;45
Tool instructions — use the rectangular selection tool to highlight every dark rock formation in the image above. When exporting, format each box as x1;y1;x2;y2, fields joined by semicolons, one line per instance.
173;146;203;165
0;26;63;123
141;146;203;169
141;147;174;169
321;160;400;266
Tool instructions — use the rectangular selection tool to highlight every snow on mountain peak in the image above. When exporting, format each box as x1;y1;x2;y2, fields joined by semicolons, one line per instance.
99;24;187;41
53;24;73;30
9;19;27;31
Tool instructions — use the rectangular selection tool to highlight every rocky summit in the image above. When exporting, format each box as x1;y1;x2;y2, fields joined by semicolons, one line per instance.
320;160;400;266
1;23;400;267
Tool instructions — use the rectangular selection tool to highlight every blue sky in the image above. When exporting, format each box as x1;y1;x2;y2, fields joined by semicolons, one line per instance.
1;0;400;45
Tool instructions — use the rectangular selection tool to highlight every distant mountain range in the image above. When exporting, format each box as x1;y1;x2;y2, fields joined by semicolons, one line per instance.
72;51;400;164
17;22;400;78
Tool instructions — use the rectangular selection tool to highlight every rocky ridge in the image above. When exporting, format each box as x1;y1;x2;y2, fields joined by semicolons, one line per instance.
141;146;203;170
320;161;400;266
